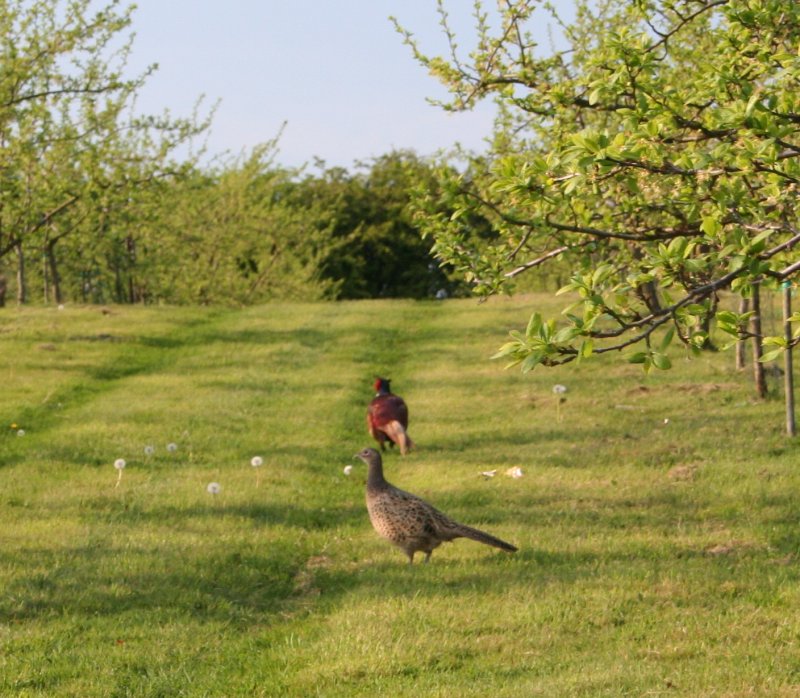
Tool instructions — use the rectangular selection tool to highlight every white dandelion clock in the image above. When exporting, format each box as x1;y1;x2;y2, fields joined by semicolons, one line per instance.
16;429;25;437
144;445;155;457
207;482;221;495
552;384;568;422
506;466;524;479
251;455;264;487
114;458;126;487
167;442;178;453
343;464;353;476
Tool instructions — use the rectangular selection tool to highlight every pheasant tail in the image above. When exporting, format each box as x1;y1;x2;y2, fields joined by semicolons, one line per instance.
455;523;518;553
382;420;414;455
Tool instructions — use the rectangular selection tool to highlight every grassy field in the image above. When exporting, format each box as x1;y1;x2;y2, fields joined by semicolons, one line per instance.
1;295;799;697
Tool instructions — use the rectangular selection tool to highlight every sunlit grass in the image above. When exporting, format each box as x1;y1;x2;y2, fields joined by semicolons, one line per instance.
1;295;798;696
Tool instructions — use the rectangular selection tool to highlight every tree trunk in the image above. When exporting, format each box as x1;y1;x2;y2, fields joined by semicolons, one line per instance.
784;283;796;437
113;259;124;303
46;240;63;304
750;282;767;399
127;234;137;303
42;246;50;303
696;310;718;350
15;242;26;304
736;296;749;370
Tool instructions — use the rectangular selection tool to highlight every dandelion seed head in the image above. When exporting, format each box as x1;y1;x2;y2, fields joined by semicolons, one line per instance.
114;458;126;470
207;482;221;495
250;456;263;468
506;466;524;479
552;384;567;395
144;445;155;456
343;464;353;476
167;442;178;452
16;429;25;437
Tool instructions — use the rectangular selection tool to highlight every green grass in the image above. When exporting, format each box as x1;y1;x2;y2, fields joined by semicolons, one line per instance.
1;296;799;697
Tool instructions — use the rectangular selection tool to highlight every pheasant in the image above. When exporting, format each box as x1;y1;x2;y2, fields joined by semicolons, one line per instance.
367;377;414;455
354;447;518;564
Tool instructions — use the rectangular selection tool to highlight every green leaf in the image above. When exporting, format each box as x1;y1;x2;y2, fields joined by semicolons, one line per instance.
553;326;581;344
491;342;519;359
745;91;761;117
716;310;739;325
627;352;648;364
750;228;775;247
759;348;785;363
521;351;545;373
700;215;722;237
563;175;581;195
526;313;542;338
592;264;613;287
651;352;672;370
684;303;707;316
659;327;675;352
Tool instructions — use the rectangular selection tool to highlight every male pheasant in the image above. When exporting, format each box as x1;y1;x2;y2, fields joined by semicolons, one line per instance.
354;447;518;564
367;377;414;455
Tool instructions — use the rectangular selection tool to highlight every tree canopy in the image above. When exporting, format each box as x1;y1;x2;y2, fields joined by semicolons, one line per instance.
0;2;458;306
0;0;210;303
400;0;800;371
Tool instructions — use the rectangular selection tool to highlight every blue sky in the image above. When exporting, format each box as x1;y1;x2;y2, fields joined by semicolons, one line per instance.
128;1;573;170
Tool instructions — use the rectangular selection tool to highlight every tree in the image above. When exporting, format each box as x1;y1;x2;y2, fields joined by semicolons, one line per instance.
0;0;209;303
400;0;800;376
293;151;479;299
129;144;338;305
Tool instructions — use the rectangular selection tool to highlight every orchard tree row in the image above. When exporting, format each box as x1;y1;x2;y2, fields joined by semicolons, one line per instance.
3;0;797;424
0;0;489;307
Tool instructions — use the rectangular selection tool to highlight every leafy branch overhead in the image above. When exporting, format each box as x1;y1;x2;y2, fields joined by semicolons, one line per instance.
400;0;800;371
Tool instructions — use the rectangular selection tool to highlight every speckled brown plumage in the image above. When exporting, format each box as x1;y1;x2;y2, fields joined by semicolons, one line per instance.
354;447;518;564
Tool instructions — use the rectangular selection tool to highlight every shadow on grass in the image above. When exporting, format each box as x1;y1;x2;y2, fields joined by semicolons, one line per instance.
76;498;366;531
2;484;792;631
0;542;302;623
1;498;361;625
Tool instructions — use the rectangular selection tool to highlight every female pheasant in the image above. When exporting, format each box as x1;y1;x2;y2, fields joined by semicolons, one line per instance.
355;447;518;564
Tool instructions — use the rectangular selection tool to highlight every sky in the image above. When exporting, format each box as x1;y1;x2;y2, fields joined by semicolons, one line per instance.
127;1;573;170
